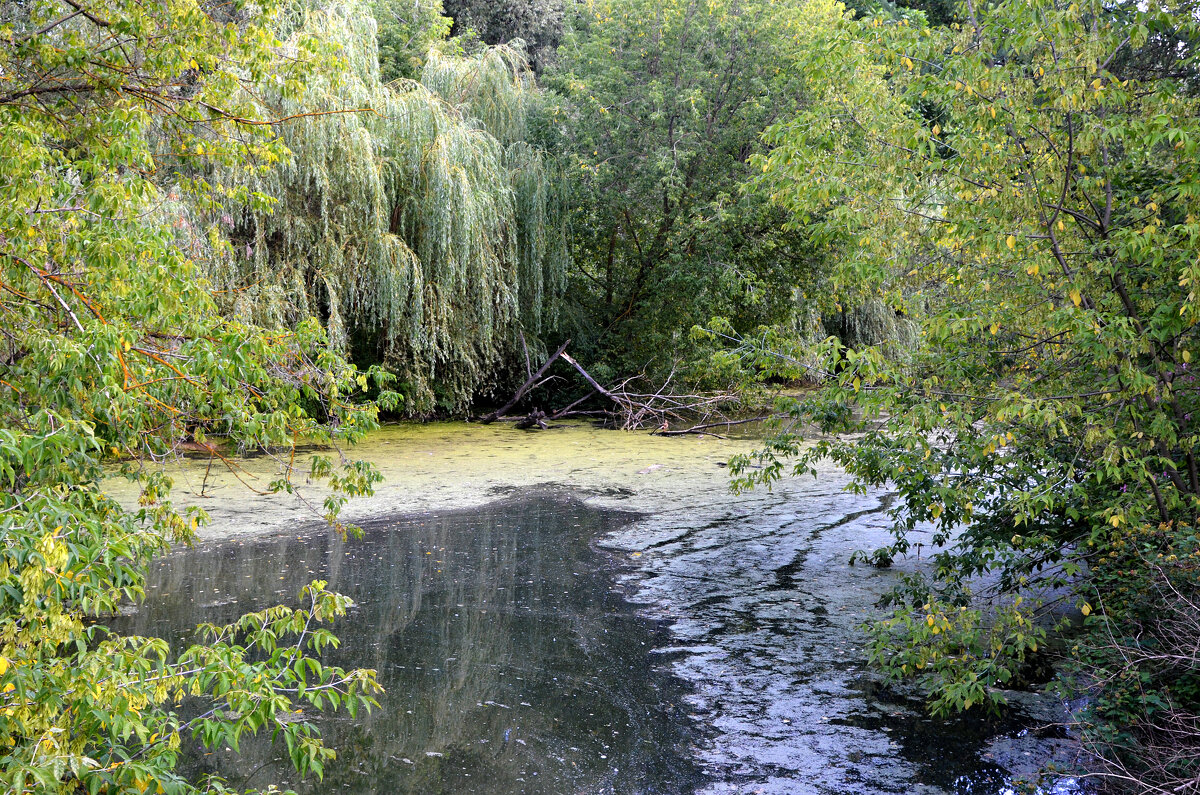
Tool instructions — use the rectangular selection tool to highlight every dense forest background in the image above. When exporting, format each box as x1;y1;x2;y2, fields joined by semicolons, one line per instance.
1;0;1199;793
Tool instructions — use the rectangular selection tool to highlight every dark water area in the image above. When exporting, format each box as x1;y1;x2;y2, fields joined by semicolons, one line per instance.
111;496;704;794
112;489;1083;795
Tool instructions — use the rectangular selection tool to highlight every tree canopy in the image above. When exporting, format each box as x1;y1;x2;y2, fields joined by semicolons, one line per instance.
0;0;386;791
544;0;825;383
732;0;1200;787
200;1;568;415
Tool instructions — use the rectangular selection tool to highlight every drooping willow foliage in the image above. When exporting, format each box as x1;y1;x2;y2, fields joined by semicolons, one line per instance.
206;0;568;412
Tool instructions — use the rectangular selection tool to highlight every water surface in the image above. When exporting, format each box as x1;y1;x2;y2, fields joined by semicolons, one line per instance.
110;423;1082;794
115;496;704;794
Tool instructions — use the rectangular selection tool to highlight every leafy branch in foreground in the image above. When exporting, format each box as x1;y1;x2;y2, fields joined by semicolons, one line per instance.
725;0;1200;789
0;0;386;792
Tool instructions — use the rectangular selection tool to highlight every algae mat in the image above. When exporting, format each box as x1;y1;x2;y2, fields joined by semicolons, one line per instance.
104;421;767;542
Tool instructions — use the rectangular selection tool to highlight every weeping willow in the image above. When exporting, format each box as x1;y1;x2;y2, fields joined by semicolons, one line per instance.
205;0;568;412
825;297;920;369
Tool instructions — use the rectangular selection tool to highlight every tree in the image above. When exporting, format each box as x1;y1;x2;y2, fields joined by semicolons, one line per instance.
738;0;1200;788
441;0;564;70
0;1;385;791
372;0;451;82
545;0;824;384
208;1;569;414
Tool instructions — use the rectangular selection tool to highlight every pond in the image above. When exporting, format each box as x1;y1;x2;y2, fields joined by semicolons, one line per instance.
114;496;701;794
108;422;1083;794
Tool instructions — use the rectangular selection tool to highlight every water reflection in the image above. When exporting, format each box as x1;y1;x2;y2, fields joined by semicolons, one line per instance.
112;495;704;794
605;481;1083;795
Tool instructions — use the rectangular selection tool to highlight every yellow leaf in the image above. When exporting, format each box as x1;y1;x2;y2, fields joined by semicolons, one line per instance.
1070;289;1081;307
1081;603;1092;617
1110;515;1121;527
1184;350;1192;363
1006;234;1016;250
990;323;1000;335
0;657;7;676
989;106;996;118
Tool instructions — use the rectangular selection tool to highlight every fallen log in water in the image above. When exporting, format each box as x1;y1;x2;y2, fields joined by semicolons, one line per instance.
480;339;570;424
481;341;741;430
652;414;783;437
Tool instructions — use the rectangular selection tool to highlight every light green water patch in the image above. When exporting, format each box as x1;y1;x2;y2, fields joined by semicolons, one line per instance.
103;421;794;542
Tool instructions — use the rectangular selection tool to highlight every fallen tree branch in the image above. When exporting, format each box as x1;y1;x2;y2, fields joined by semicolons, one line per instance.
653;414;783;436
480;339;570;423
560;352;625;405
548;391;597;420
484;342;744;431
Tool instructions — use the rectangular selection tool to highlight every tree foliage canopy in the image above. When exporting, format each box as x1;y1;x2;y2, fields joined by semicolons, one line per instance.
735;0;1200;786
205;0;569;414
442;0;564;69
0;0;386;791
545;0;825;382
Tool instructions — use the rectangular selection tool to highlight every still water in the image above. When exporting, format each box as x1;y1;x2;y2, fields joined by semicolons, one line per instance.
110;423;1082;794
114;497;704;794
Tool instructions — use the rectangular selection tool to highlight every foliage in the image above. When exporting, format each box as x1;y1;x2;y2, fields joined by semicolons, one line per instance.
867;596;1045;717
545;0;823;384
1073;527;1200;792
208;1;569;414
731;0;1200;785
0;0;385;791
842;0;959;27
371;0;451;82
441;0;564;69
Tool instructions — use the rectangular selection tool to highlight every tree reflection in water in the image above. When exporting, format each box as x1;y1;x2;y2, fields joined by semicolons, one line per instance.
112;495;704;794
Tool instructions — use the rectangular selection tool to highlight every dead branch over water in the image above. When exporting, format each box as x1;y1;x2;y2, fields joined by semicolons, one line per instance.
480;342;751;433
